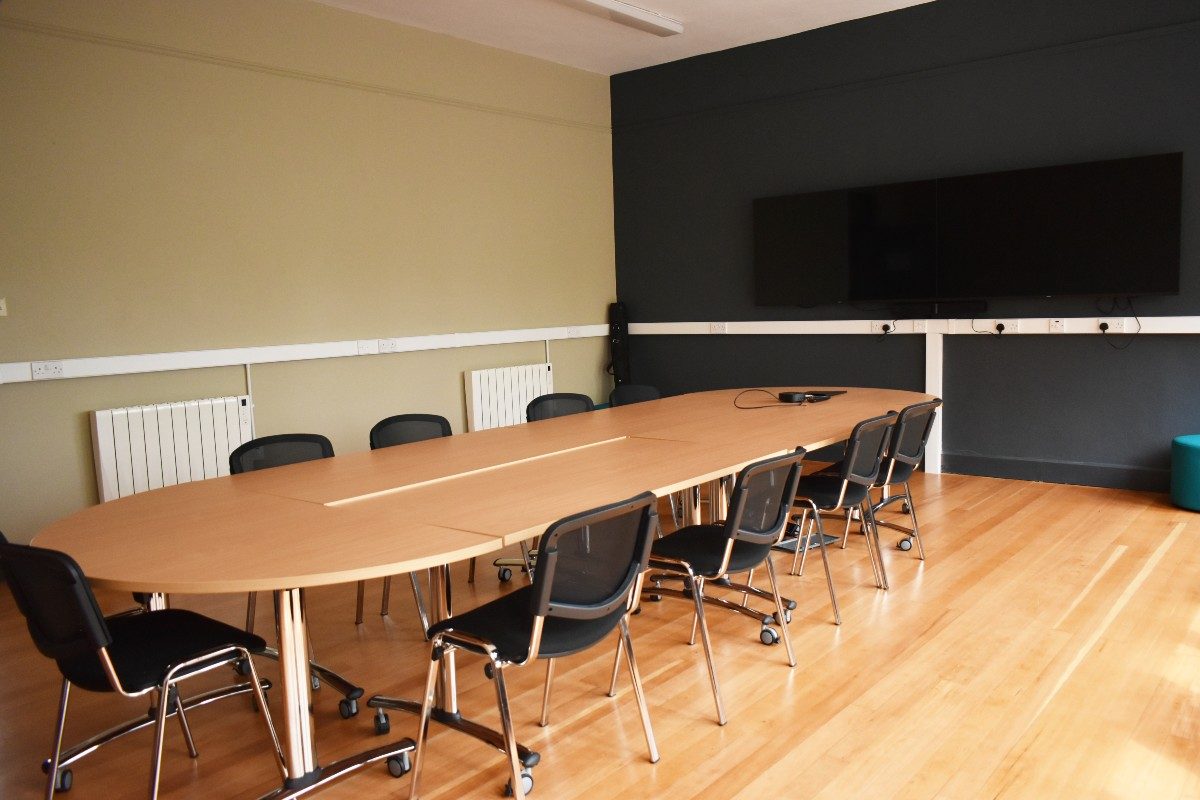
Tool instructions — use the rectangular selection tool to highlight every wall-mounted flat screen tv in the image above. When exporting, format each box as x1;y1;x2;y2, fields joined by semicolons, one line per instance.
753;152;1182;307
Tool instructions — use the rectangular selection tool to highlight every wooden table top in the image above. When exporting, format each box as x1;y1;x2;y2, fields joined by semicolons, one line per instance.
33;387;932;593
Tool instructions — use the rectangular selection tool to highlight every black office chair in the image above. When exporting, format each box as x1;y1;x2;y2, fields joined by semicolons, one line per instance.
228;433;363;718
609;384;660;407
408;492;660;800
784;413;898;591
229;433;334;635
492;393;598;583
364;414;453;627
643;450;805;726
867;399;942;556
525;392;594;422
0;535;285;799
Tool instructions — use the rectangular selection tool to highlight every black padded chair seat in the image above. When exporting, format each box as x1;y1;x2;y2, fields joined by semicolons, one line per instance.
795;473;871;510
651;524;775;576
427;587;626;663
58;609;268;693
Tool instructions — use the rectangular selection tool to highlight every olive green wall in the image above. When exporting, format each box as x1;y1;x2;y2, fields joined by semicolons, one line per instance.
0;0;615;542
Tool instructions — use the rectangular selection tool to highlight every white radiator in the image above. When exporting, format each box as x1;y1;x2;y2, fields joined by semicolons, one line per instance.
465;363;554;431
90;396;254;502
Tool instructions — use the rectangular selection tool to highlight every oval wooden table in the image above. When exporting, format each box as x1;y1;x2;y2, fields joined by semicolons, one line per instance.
33;386;934;797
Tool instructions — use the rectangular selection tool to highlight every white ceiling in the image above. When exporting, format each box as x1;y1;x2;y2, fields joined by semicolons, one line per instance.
313;0;934;75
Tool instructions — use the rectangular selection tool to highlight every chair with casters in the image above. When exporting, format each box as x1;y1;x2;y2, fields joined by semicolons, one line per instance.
783;412;898;592
870;399;942;556
491;393;598;583
365;414;453;628
609;384;660;407
0;535;285;800
408;492;660;800
228;433;364;718
642;450;806;726
525;392;594;422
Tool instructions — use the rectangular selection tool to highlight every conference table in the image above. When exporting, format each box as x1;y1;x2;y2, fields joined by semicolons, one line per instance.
33;386;934;798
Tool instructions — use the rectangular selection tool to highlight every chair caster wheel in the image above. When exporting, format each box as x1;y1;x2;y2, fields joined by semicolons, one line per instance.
898;537;913;551
645;594;662;602
498;567;513;582
484;662;495;680
783;598;797;611
387;752;411;778
234;658;251;676
504;771;534;796
374;711;391;735
42;762;74;792
311;674;321;691
338;698;358;718
760;626;780;645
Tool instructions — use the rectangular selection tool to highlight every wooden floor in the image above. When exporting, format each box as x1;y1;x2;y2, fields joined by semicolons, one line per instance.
3;472;1199;799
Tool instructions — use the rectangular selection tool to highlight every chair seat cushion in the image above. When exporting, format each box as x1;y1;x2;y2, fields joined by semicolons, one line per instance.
795;473;869;510
428;587;626;664
58;609;268;693
650;524;773;577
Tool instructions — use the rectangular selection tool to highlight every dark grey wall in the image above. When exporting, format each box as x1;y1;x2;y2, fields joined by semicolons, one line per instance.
611;0;1200;491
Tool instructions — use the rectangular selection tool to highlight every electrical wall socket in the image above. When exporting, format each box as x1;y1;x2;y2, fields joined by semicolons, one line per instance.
709;321;728;334
356;339;379;355
31;360;64;380
994;319;1020;334
378;338;399;353
1048;318;1065;333
566;326;579;338
1098;317;1126;333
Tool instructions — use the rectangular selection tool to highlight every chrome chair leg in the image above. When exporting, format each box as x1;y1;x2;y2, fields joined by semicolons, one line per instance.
764;556;796;667
686;574;726;725
863;501;889;590
171;687;198;758
45;679;70;800
859;502;884;589
618;616;659;763
491;661;527;800
149;682;172;800
798;514;816;576
841;508;853;549
539;659;555;727
242;654;287;779
607;635;623;698
407;637;443;800
905;481;927;559
789;507;810;575
812;511;842;625
355;581;366;625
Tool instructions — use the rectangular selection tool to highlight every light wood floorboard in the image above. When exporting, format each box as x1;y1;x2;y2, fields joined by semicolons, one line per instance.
2;473;1198;799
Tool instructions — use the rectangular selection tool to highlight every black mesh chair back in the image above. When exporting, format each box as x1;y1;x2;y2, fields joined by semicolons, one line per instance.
0;540;111;665
229;433;334;474
609;384;661;407
369;414;452;450
884;400;941;484
839;413;899;490
530;491;657;623
526;393;594;422
725;450;807;548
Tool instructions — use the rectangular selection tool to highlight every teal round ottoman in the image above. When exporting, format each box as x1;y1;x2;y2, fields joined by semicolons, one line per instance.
1172;435;1200;511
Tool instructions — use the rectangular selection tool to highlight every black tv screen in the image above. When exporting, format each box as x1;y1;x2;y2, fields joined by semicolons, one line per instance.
937;153;1182;298
753;152;1182;306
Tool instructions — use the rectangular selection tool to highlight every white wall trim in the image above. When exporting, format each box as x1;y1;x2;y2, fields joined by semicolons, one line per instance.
0;325;607;385
630;316;1200;336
